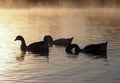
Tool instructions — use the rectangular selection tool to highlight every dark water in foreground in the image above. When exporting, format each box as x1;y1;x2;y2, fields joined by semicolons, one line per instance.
0;8;119;83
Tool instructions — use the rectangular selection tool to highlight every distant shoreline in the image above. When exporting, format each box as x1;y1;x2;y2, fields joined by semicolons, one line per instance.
0;0;120;9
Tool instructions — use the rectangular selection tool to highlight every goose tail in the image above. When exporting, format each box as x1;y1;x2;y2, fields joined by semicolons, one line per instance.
105;41;108;45
71;37;74;41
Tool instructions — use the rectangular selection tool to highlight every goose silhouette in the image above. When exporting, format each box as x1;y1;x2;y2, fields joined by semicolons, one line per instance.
14;35;49;55
44;35;73;47
66;41;108;58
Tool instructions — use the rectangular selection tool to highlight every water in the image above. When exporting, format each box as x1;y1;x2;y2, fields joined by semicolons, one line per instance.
0;8;120;83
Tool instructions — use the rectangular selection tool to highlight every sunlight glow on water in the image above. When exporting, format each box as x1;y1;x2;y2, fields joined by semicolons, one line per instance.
0;8;119;83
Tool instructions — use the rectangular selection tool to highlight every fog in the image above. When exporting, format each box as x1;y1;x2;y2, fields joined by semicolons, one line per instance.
0;0;120;8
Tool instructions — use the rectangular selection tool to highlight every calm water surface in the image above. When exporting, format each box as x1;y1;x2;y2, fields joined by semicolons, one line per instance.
0;8;120;83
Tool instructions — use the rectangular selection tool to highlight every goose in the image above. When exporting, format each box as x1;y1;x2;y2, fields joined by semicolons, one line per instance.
44;35;73;47
66;44;82;55
65;41;108;58
14;35;49;55
83;41;108;58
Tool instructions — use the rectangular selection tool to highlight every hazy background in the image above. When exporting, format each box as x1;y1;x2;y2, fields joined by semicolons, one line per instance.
0;0;120;8
0;0;119;83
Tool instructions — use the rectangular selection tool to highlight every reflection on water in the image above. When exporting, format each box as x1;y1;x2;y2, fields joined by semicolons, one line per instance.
0;8;119;83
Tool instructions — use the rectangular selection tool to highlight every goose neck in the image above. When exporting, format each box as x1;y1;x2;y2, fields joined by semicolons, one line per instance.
20;38;27;52
21;39;27;47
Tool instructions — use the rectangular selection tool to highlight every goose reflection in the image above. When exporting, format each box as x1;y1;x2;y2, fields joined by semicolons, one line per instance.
16;53;49;62
16;53;25;61
33;54;49;63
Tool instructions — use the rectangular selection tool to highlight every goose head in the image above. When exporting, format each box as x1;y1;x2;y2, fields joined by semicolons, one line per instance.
66;44;82;55
43;35;54;47
14;35;24;41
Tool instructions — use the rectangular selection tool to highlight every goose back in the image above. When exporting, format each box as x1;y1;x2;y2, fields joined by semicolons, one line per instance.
54;37;74;47
83;41;108;58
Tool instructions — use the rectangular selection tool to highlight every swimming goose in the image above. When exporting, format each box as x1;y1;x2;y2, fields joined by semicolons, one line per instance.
65;41;108;58
14;35;49;55
44;35;73;47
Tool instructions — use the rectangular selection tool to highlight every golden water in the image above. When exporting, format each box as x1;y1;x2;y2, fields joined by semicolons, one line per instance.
0;8;119;83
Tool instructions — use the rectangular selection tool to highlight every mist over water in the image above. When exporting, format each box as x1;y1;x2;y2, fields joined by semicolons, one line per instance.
0;0;119;83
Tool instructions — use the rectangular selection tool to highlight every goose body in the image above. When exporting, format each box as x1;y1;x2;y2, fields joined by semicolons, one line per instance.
27;41;49;54
15;35;49;55
83;41;108;58
44;35;73;47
